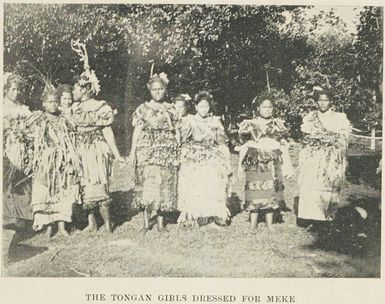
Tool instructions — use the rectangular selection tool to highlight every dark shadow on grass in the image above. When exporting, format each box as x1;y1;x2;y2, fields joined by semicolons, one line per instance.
8;243;48;263
110;190;140;228
71;190;139;231
302;195;381;261
165;211;181;225
227;192;243;217
346;154;381;188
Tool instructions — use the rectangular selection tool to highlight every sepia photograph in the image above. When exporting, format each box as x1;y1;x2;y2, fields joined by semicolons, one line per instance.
1;1;383;280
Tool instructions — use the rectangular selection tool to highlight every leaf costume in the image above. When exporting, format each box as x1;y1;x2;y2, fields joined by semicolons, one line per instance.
2;97;33;226
177;114;231;224
27;111;81;230
298;109;350;221
239;117;288;211
70;99;115;210
132;100;179;212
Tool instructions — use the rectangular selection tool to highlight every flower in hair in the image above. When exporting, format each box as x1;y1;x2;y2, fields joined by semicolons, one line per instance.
150;72;169;86
181;93;192;101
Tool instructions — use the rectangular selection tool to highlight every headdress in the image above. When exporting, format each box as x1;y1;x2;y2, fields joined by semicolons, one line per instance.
148;72;169;86
147;60;169;88
71;39;100;95
173;93;192;105
22;61;56;97
177;93;192;101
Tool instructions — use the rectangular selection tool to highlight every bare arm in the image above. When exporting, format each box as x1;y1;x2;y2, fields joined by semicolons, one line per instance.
102;126;123;161
127;125;143;166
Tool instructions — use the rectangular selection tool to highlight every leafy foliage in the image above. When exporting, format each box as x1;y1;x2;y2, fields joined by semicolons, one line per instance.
3;4;383;149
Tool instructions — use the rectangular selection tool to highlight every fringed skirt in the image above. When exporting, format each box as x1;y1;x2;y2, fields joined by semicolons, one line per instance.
243;148;282;212
177;144;230;224
76;132;113;210
30;147;80;230
133;128;179;212
31;178;79;230
297;144;347;221
2;156;32;227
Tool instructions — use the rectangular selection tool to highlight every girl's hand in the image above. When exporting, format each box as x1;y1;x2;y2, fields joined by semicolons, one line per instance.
115;156;127;168
127;153;136;167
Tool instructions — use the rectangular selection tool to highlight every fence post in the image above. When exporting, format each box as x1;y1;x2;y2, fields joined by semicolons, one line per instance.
371;128;376;151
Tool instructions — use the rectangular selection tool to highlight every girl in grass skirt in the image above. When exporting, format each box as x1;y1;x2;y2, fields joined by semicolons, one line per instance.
129;73;179;233
28;88;81;237
177;91;232;228
297;87;350;222
70;40;125;233
237;94;289;230
2;73;32;262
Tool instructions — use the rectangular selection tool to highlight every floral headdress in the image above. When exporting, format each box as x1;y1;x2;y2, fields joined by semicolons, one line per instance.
71;39;100;95
173;93;192;105
147;60;169;88
148;72;169;87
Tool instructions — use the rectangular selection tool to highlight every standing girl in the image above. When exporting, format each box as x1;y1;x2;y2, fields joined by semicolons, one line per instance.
3;73;32;262
129;73;179;233
3;73;33;225
237;95;288;230
177;91;231;228
28;88;80;237
297;87;350;223
173;93;191;119
71;40;125;233
57;84;74;118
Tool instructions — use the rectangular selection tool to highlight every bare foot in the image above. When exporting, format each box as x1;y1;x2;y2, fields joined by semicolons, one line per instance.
156;226;170;233
139;227;150;235
46;225;53;240
202;222;221;231
57;229;70;237
99;224;113;234
82;224;97;233
244;224;257;234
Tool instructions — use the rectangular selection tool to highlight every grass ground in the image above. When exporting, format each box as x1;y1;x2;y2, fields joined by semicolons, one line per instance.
2;147;381;278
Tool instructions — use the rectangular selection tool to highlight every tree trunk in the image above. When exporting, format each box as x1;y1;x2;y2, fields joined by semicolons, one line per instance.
124;54;140;154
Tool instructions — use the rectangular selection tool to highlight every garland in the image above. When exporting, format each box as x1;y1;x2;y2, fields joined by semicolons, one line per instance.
301;112;347;149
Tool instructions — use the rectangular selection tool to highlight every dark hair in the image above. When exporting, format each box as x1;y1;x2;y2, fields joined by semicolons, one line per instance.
57;84;72;98
4;74;25;93
314;88;333;102
252;93;276;108
147;75;168;90
173;94;187;103
73;75;96;98
194;90;215;109
42;88;59;103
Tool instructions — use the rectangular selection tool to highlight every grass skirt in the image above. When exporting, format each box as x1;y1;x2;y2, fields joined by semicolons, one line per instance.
243;148;282;211
133;128;179;212
2;156;32;226
177;145;230;223
76;132;113;209
298;144;346;221
31;176;79;230
134;165;178;212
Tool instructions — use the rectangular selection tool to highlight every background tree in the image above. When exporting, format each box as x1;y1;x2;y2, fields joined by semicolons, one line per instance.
4;4;383;152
